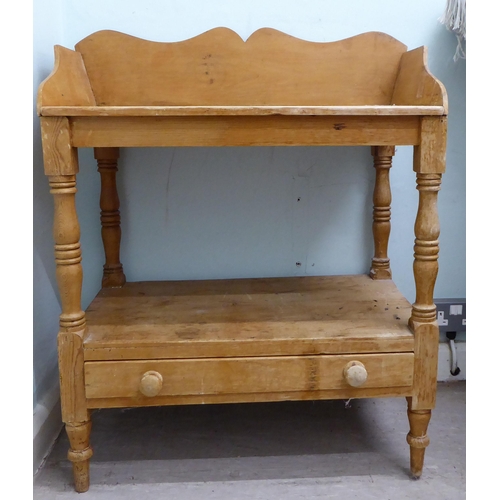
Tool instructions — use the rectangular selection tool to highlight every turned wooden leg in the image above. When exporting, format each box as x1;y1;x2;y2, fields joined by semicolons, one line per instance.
370;146;394;279
66;420;93;492
42;118;93;492
410;115;446;334
95;147;126;288
407;170;443;478
409;173;442;329
406;397;431;479
410;172;442;402
50;173;93;492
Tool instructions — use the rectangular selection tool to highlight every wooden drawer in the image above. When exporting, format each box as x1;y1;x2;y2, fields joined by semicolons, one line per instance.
85;353;413;399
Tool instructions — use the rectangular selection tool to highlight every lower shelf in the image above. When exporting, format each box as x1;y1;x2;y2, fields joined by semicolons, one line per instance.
83;274;414;361
83;274;415;408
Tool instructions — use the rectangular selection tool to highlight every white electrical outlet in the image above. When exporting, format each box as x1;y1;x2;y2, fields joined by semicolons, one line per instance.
437;310;448;326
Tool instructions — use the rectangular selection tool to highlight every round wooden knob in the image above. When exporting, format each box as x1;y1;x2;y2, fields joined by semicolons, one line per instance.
139;371;163;397
343;361;368;387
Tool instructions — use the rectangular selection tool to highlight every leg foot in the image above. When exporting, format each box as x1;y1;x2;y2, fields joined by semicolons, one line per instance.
66;420;93;492
406;397;431;478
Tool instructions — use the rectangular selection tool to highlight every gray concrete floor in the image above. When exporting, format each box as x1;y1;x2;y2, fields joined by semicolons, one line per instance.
34;382;465;499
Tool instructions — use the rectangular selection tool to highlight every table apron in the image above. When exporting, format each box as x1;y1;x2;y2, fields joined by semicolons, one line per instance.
69;115;422;148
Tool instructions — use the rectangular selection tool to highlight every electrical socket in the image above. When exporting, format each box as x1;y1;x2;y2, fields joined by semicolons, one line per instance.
435;298;466;336
437;310;448;326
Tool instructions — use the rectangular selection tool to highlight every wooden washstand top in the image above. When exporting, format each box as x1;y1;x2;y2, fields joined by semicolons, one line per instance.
37;28;447;118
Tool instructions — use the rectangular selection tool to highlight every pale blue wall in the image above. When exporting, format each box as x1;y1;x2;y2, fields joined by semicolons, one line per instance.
33;0;466;408
33;0;64;409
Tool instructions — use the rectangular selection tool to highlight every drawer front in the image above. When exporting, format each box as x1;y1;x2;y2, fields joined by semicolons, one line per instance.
85;353;413;399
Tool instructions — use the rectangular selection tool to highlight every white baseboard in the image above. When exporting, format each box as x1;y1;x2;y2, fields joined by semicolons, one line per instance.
33;382;63;475
437;341;466;382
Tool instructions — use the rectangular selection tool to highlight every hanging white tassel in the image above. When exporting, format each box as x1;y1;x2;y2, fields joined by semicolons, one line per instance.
440;0;466;61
